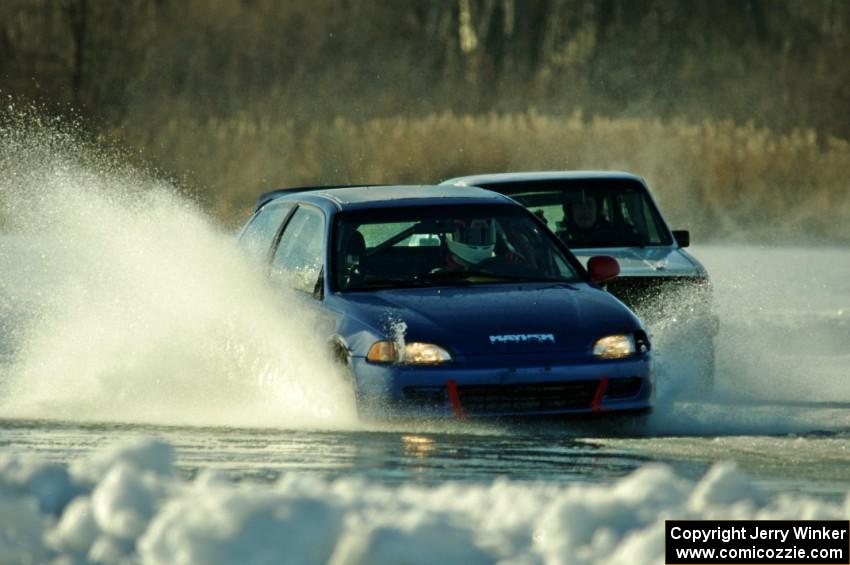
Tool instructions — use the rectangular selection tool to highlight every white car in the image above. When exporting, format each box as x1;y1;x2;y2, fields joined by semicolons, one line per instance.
441;171;718;392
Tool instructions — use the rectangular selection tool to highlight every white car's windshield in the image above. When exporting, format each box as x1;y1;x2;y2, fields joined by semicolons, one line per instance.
481;181;673;248
333;204;583;291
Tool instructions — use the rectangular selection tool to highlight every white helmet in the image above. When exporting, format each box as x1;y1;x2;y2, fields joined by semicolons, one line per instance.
446;218;496;265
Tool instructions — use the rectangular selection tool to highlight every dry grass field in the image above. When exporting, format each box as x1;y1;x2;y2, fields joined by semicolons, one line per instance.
117;112;850;242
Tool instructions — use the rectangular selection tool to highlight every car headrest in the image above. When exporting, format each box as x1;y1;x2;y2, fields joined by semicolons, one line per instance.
346;231;366;256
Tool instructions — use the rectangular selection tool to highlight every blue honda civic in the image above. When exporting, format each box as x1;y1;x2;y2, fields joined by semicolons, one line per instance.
238;184;653;418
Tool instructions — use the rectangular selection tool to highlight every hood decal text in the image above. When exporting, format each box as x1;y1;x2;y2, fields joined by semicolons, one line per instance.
489;333;556;345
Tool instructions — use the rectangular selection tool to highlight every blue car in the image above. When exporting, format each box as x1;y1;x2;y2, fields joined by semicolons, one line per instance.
238;184;653;418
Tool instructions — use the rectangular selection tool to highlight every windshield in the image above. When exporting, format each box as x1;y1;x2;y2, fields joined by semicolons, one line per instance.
333;205;582;291
481;181;673;248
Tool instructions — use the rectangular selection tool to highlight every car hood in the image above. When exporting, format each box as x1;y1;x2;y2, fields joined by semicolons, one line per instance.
571;246;704;277
335;283;641;356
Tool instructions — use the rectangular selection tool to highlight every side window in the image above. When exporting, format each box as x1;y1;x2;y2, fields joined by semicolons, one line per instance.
238;202;294;264
270;206;326;294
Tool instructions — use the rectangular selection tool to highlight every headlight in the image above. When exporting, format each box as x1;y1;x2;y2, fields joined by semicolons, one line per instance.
366;341;452;365
592;334;636;359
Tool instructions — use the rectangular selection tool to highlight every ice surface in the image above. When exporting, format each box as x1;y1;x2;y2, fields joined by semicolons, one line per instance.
0;436;847;565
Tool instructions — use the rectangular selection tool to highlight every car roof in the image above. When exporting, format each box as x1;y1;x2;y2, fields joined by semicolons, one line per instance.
440;170;646;187
260;184;516;212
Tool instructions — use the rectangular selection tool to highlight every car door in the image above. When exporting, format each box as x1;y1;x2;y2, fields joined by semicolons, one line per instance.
237;201;295;265
269;203;337;341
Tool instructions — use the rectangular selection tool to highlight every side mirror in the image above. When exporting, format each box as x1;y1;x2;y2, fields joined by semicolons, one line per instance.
672;230;690;248
587;255;620;284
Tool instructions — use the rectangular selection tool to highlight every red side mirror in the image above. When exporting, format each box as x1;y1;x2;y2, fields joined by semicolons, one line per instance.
587;255;620;284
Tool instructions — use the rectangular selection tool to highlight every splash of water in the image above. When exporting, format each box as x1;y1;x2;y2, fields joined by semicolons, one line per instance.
0;110;356;427
643;244;850;435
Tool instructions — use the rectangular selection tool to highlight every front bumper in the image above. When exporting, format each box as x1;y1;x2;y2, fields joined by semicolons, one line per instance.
351;355;652;418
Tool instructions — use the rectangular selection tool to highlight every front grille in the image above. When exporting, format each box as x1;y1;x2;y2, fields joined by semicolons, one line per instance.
402;386;447;406
403;377;643;414
457;380;599;413
604;377;643;398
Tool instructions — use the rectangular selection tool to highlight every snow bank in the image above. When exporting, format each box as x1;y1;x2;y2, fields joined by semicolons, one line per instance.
0;437;846;565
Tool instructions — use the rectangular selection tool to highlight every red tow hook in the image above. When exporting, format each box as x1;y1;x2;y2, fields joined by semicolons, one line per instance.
591;377;609;415
446;379;467;419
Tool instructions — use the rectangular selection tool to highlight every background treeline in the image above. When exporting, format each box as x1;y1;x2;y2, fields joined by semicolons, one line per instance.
1;0;849;240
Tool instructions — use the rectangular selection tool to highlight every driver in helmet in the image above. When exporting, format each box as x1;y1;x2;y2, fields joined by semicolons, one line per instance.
443;218;527;270
444;218;496;269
